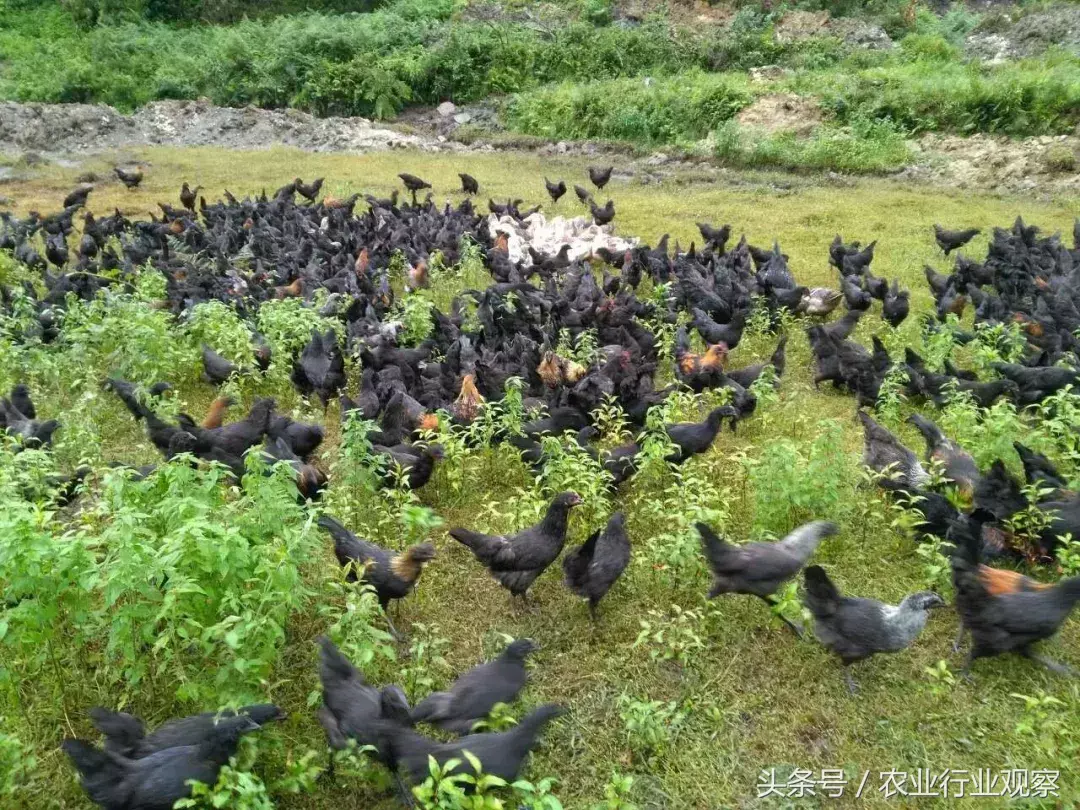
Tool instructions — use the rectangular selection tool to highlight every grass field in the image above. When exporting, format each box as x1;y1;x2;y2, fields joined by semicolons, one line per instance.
3;146;1080;809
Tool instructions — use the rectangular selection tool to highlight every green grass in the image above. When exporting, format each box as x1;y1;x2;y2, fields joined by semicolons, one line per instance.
711;119;914;174
797;49;1080;137
505;73;753;146
2;148;1080;809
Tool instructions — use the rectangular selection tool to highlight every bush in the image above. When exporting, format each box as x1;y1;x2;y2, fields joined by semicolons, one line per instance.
712;118;913;174
60;0;382;27
1043;145;1078;173
0;6;713;113
507;73;751;144
803;52;1080;136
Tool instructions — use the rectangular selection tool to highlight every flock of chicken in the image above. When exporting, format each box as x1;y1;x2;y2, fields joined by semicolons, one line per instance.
4;168;1080;808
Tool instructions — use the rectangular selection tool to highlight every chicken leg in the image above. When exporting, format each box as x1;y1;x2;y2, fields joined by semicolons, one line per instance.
843;666;859;694
757;594;804;639
952;624;966;652
1023;648;1076;677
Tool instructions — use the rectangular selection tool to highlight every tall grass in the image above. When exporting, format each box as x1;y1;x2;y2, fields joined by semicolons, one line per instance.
799;49;1080;136
506;73;752;145
712;118;913;174
0;3;715;117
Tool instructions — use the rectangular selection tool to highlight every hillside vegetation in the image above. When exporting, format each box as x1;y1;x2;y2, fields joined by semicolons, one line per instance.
1;0;1079;172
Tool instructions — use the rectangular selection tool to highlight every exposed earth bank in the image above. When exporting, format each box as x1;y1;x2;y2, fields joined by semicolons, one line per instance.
1;99;1077;198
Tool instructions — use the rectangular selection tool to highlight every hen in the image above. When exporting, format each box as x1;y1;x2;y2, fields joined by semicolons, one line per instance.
62;715;260;810
319;515;435;637
450;491;582;603
934;224;979;256
201;345;238;385
459;173;479;195
699;521;836;637
292;329;346;407
907;414;981;496
952;523;1080;677
544;178;566;203
590;199;615;227
411;638;539;734
664;406;737;464
857;411;929;489
803;565;944;692
562;512;631;621
588;165;613;189
316;636;413;782
89;705;284;759
383;704;564;786
114;165;143;190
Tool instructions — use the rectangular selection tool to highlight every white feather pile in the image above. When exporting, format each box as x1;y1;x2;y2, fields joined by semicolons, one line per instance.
486;213;638;267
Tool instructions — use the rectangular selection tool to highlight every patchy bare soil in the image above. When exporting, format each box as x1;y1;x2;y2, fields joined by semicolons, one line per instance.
736;94;823;137
1;99;1078;200
0;99;440;157
966;5;1080;62
903;133;1080;196
773;9;893;49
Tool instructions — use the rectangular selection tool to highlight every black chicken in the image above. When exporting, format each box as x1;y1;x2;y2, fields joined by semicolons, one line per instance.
411;638;539;734
882;280;910;327
697;222;731;252
294;177;324;202
398;173;432;203
562;511;631;621
699;520;835;637
316;636;413;777
383;703;564;786
953;540;1080;677
89;705;285;759
114;165;143;189
292;329;346;407
62;715;261;810
179;182;202;211
588;165;613;189
803;565;944;692
664;406;737;464
201;345;238;385
319;515;436;638
459;173;479;195
544;178;566;203
450;491;582;603
63;184;94;209
934;224;979;256
590;199;615;226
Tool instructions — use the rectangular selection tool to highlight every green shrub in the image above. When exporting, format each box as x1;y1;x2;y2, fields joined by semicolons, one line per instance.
900;33;961;62
0;6;713;113
742;418;857;536
1043;145;1078;173
804;52;1080;136
507;73;751;144
713;118;913;174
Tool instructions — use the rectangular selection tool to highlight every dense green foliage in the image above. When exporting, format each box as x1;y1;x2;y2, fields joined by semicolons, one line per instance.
711;119;914;174
2;0;1078;172
0;2;712;116
802;50;1080;137
506;73;752;145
